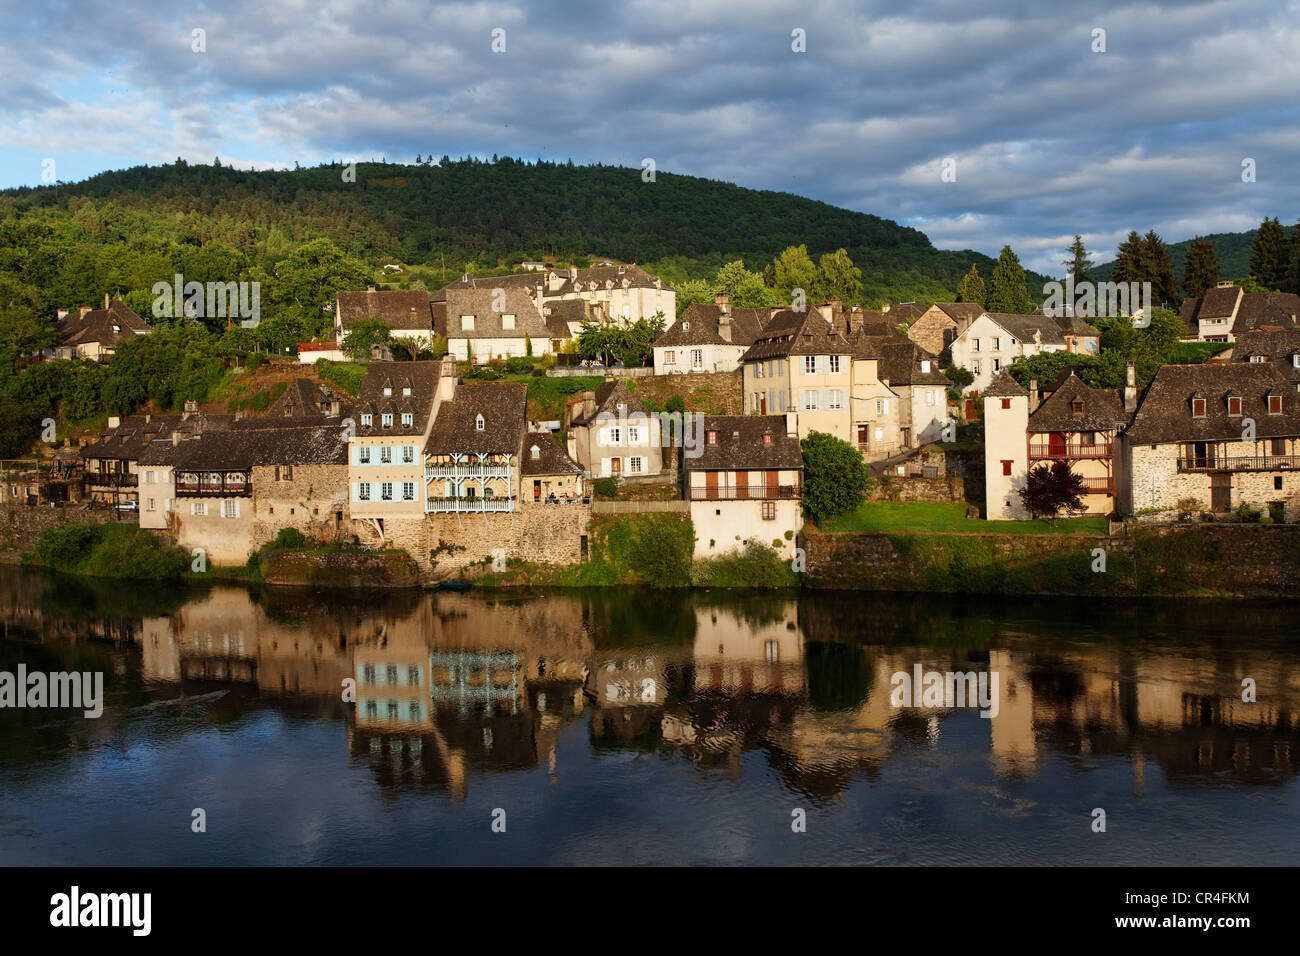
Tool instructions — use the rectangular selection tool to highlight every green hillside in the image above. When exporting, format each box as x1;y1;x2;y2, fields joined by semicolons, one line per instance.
1088;229;1261;284
0;157;1045;311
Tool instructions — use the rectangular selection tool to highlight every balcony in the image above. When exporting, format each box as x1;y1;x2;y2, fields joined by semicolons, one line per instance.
1177;455;1300;473
175;474;251;497
425;463;511;479
426;495;515;514
83;471;137;487
1079;476;1113;494
689;485;801;501
1029;443;1113;460
534;496;592;505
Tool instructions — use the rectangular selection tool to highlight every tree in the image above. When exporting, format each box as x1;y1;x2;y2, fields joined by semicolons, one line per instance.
1111;231;1145;286
574;322;623;366
1182;237;1221;298
340;319;393;360
956;264;986;307
943;364;974;391
1143;230;1180;308
611;315;666;367
1018;461;1085;524
800;431;870;525
271;238;370;336
1248;217;1285;289
814;248;863;304
1063;235;1093;284
987;245;1033;314
0;303;57;372
772;244;817;305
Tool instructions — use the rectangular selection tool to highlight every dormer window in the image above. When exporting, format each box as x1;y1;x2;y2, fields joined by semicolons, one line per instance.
381;413;394;428
530;444;540;459
502;313;516;331
1268;393;1283;415
763;433;773;444
1249;354;1266;363
361;414;373;427
1071;400;1084;415
1227;395;1242;417
403;386;411;397
617;403;626;415
461;315;475;331
1191;398;1207;418
707;430;717;445
475;414;485;431
401;412;413;427
383;386;392;397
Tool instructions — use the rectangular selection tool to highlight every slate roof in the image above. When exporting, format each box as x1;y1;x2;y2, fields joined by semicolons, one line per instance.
440;287;549;339
685;416;803;473
1178;286;1300;336
979;313;1069;346
984;369;1028;397
521;431;584;476
424;383;527;456
739;311;854;362
1125;364;1300;443
568;380;649;426
80;412;232;462
1230;329;1300;384
1051;313;1101;337
58;300;150;349
886;303;924;323
170;424;348;471
436;264;673;300
265;379;345;418
934;302;985;324
335;289;435;333
1027;371;1127;432
849;335;947;386
653;303;775;349
354;360;443;437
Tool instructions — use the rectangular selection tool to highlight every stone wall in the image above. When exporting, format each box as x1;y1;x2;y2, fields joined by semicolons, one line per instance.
1130;443;1300;520
0;505;123;558
803;524;1300;597
870;474;966;503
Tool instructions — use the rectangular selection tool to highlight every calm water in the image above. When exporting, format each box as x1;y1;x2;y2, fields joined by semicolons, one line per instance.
0;566;1297;866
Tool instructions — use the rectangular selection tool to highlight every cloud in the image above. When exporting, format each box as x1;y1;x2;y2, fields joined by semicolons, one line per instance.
0;0;1296;271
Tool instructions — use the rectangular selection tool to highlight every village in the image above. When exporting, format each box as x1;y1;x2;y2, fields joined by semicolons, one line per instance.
6;263;1300;584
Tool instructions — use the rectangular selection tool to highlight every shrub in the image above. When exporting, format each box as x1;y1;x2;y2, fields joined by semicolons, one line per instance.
591;476;619;498
29;522;188;580
1175;496;1202;520
245;353;265;371
505;356;534;374
1235;501;1262;523
627;513;693;587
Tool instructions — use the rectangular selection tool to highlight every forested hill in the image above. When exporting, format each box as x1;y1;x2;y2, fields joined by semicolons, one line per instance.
1088;229;1260;284
0;157;1042;307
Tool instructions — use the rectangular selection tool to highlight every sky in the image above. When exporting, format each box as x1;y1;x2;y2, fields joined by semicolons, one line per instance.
1;0;1298;274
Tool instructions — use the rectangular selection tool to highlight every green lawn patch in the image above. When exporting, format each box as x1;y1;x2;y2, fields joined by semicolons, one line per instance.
823;500;1107;535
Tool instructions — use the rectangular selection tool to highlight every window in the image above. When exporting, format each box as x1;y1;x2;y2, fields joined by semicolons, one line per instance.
359;447;371;464
381;413;394;429
972;360;981;375
665;350;674;364
876;400;882;415
804;355;817;374
1275;476;1284;490
461;315;475;331
476;413;485;431
383;386;392;397
282;464;293;480
707;430;717;445
690;349;703;368
1192;398;1207;418
403;386;411;397
802;390;818;411
828;389;842;410
1227;396;1242;416
360;414;373;427
380;446;392;464
628;426;640;444
829;355;841;373
222;499;239;518
501;313;516;331
381;482;393;500
629;457;643;474
1271;438;1287;455
362;664;376;685
1249;354;1265;363
972;338;980;352
992;358;1000;372
992;337;1000;350
192;501;207;516
761;501;776;520
358;483;371;501
1002;460;1012;476
926;390;936;406
402;482;415;501
607;426;621;444
1268;394;1282;414
408;665;421;686
402;445;414;463
1071;400;1084;415
1001;398;1011;409
386;665;398;686
401;412;413;427
755;362;764;379
147;498;156;511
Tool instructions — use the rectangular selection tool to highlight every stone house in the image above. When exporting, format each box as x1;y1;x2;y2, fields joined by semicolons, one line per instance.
982;371;1030;518
423;383;528;514
1179;282;1300;342
52;297;150;362
949;312;1070;393
521;430;587;504
1024;369;1128;515
436;286;552;361
685;414;804;560
652;294;776;374
333;288;435;349
1230;328;1300;392
1121;363;1300;519
906;302;984;363
870;340;951;449
740;310;854;442
565;380;664;478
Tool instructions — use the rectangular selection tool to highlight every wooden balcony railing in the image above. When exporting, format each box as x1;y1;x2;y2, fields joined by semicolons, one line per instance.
1079;476;1113;494
688;485;801;501
426;496;515;514
1177;455;1300;472
1028;443;1113;460
83;472;138;487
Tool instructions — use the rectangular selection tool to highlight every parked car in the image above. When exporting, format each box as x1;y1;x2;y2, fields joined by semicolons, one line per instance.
115;499;138;512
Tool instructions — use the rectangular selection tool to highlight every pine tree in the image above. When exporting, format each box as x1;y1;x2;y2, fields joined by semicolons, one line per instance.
1063;235;1093;283
1281;219;1300;295
1111;231;1144;285
1249;216;1285;289
1182;237;1220;298
1143;231;1179;308
956;264;986;307
987;246;1033;314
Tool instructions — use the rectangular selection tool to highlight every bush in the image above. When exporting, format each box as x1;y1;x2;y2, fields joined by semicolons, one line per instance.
28;522;189;580
245;353;264;371
505;356;534;374
627;513;693;587
1235;501;1262;523
591;476;619;498
1175;496;1202;520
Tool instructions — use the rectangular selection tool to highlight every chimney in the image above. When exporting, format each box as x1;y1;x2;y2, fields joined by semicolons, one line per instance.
828;297;842;315
80;306;92;317
718;309;732;343
1029;378;1040;412
328;398;342;417
785;412;798;437
144;413;151;424
107;415;121;429
171;431;181;447
817;302;833;322
715;292;730;313
104;292;110;308
183;399;198;419
367;285;376;293
438;353;457;403
582;390;597;421
1123;361;1137;413
881;302;891;314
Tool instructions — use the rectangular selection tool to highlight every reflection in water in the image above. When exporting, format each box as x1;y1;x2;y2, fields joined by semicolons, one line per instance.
1;566;1297;865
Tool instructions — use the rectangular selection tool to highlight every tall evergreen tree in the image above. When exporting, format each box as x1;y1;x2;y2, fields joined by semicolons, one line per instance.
986;245;1033;314
1111;231;1144;285
1063;235;1093;284
1281;218;1300;295
956;264;986;307
1250;216;1285;288
1143;230;1179;308
1182;237;1221;299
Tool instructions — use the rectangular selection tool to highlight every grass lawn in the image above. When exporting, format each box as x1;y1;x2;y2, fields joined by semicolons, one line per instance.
823;501;1108;535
